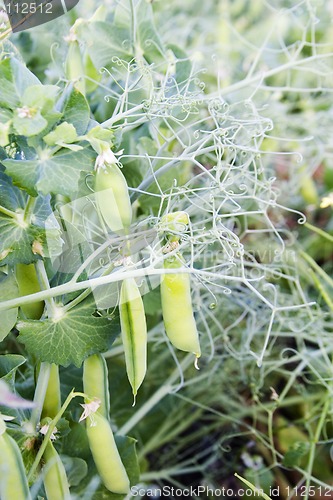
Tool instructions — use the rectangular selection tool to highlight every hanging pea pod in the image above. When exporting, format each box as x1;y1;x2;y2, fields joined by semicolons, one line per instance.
43;440;71;500
94;160;132;233
0;430;31;500
65;39;86;95
15;263;44;319
160;211;189;242
41;363;61;420
86;411;130;494
83;354;110;419
161;253;201;358
119;278;147;401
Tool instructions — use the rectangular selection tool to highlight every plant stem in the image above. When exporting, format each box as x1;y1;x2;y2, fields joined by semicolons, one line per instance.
300;250;333;289
304;397;330;500
308;268;333;312
304;222;333;243
234;472;272;500
23;196;37;225
27;390;86;481
0;266;244;312
119;356;193;435
0;204;18;219
30;362;51;430
35;260;58;317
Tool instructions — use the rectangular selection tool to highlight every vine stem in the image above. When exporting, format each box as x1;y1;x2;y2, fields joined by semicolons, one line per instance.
29;261;58;429
304;222;333;243
23;196;37;225
234;473;272;500
118;355;193;435
0;266;243;312
304;397;330;500
0;204;18;219
27;390;86;482
30;363;51;430
132;144;217;202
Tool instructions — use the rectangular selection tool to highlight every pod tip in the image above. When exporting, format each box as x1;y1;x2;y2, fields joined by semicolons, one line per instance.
194;356;200;371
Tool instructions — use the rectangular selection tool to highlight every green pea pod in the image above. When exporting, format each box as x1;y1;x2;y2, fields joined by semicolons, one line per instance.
43;441;71;500
15;263;44;319
300;175;319;206
42;364;61;419
65;40;86;95
0;432;31;500
161;253;201;358
119;278;147;400
160;211;189;241
83;354;110;419
95;162;132;233
86;412;130;494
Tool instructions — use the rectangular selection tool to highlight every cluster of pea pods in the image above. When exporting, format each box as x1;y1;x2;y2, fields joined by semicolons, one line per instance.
0;154;201;498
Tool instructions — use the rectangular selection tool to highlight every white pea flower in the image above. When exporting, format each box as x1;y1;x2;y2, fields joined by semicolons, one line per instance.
95;148;124;170
320;192;333;209
39;424;58;441
17;106;33;119
79;398;101;427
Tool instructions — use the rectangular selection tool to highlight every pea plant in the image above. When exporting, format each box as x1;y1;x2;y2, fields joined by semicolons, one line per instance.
0;0;333;498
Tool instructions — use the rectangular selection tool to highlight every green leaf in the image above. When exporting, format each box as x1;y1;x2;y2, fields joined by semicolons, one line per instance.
62;421;90;460
0;216;43;265
0;172;61;265
44;122;78;146
13;108;48;137
167;44;193;89
283;441;310;468
77;22;132;69
138;18;165;64
17;298;120;367
3;146;96;197
0;169;26;212
0;271;19;341
0;354;26;386
62;456;88;486
142;288;161;316
115;435;139;486
62;88;91;136
22;85;59;109
0;58;40;109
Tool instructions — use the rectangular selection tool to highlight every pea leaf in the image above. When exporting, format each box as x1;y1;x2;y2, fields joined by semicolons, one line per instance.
167;44;193;90
62;456;88;486
3;146;96;197
0;354;26;386
137;15;165;64
0;271;19;341
115;435;140;486
143;288;161;316
43;122;78;146
17;298;120;367
0;171;61;265
114;0;164;63
0;57;40;110
0;169;26;211
62;88;91;136
283;441;310;468
13;108;48;136
77;21;132;69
